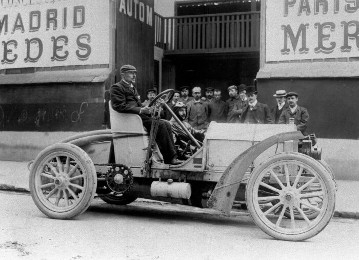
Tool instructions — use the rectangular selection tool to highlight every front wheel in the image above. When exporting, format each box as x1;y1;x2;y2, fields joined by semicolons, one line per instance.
246;153;335;241
29;143;97;219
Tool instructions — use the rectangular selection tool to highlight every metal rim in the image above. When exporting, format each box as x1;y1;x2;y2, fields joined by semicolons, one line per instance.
34;151;89;213
252;159;328;235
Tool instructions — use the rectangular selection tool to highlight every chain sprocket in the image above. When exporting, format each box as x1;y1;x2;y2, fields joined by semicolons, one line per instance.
105;164;133;194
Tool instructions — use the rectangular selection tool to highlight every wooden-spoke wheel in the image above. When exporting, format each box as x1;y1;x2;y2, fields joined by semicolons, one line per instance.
246;153;336;241
29;143;97;219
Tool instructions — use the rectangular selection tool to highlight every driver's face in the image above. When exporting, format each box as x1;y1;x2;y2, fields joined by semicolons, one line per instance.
178;108;186;119
147;92;156;101
122;71;136;84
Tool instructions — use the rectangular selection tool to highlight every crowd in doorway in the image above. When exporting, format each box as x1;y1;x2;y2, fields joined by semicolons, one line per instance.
140;84;310;136
108;65;310;165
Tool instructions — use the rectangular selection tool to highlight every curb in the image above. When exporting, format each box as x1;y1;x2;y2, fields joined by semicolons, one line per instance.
0;185;29;194
333;211;359;219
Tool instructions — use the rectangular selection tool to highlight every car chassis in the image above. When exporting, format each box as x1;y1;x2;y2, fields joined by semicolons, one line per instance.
29;89;336;241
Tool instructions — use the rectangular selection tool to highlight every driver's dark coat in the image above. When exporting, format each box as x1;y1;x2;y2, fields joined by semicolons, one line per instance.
110;80;142;114
110;80;177;163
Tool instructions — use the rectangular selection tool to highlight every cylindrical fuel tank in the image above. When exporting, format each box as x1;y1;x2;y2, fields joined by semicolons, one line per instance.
150;181;191;199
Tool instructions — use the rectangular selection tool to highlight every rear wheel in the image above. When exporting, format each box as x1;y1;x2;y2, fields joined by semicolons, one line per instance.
29;143;97;219
99;192;138;205
246;153;335;241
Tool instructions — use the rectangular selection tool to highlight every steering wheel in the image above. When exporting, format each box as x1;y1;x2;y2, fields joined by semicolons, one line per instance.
148;89;175;107
148;88;202;149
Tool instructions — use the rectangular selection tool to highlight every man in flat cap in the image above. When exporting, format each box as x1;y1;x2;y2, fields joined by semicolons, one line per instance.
279;92;309;135
226;85;243;123
240;86;273;124
187;86;209;130
270;90;288;124
179;86;194;105
142;88;157;107
110;64;183;165
202;87;214;103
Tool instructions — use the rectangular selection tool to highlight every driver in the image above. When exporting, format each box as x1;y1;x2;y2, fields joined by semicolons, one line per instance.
170;102;205;143
110;64;183;165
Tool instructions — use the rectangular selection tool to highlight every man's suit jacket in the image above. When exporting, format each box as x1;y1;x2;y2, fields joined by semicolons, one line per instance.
241;102;273;124
110;80;142;114
270;103;288;124
278;106;309;135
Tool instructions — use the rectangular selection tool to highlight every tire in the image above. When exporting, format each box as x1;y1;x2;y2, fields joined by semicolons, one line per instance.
246;152;336;241
99;192;138;205
29;143;97;219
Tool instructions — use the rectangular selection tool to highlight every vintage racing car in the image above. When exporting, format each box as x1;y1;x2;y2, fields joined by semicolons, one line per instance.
29;89;336;241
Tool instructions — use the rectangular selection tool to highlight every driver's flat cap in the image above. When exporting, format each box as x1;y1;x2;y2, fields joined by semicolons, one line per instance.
120;64;137;73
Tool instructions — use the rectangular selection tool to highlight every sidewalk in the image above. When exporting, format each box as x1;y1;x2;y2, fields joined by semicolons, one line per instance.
0;160;358;219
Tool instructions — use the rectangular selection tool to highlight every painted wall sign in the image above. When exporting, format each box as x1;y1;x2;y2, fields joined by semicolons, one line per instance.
266;0;359;62
118;0;153;27
0;0;110;69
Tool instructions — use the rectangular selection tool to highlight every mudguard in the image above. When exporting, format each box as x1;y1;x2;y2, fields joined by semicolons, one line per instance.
60;130;113;145
207;131;304;215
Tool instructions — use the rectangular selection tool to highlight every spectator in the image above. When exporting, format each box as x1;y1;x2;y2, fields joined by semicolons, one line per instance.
237;84;249;112
187;86;209;130
208;89;228;123
202;87;214;103
279;92;309;135
271;90;288;124
226;85;242;123
164;90;181;120
241;86;273;124
179;86;194;105
142;88;157;107
238;84;248;104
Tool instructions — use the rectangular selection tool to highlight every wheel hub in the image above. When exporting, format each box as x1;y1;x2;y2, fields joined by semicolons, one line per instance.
285;193;293;202
105;164;133;193
114;174;124;184
54;175;68;188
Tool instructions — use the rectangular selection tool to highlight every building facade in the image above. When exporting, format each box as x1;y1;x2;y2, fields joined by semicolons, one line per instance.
257;0;359;180
0;0;154;161
1;0;357;181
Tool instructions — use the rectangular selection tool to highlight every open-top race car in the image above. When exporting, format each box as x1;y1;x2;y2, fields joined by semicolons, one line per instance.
29;89;336;241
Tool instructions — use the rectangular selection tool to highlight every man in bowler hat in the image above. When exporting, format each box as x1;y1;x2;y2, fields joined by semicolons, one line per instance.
278;92;309;135
110;64;183;165
240;86;273;124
